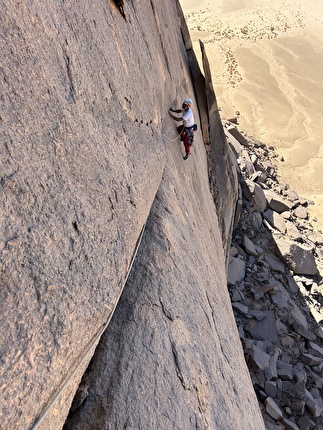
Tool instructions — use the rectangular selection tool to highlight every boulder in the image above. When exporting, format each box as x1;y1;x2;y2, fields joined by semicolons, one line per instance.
284;189;299;202
233;302;249;315
228;256;246;285
264;421;283;430
286;274;299;294
264;253;286;274
285;221;302;241
301;354;323;367
274;238;318;276
263;209;287;234
294;206;308;220
264;397;283;420
254;183;268;212
281;418;300;430
308;341;323;358
265;381;277;398
307;232;323;246
227;125;248;145
264;190;294;213
249;345;271;371
293;325;317;342
243;235;259;256
248;311;279;343
245;180;267;212
294;380;306;400
277;360;293;381
297;415;314;430
304;390;323;417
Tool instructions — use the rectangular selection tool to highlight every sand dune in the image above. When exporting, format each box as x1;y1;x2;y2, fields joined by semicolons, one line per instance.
180;0;323;230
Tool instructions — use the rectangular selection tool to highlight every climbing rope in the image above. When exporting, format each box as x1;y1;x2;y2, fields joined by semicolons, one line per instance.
162;109;183;142
162;132;181;142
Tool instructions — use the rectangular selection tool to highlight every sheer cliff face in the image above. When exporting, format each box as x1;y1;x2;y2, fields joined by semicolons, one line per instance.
1;1;264;429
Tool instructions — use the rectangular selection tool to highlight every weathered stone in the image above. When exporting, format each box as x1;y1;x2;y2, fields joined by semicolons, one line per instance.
249;311;279;343
290;400;305;414
264;190;294;213
294;206;308;220
266;355;279;381
241;179;254;201
241;149;256;176
263;209;287;234
281;417;300;430
293;325;317;342
225;129;242;156
249;345;271;371
227;125;249;145
281;211;291;220
276;320;288;336
264;397;283;420
310;387;321;399
294;363;307;383
301;353;323;367
285;221;302;241
245;180;267;212
252;283;277;300
228;116;238;124
307;232;323;246
297;415;313;430
254;183;268;212
230;246;239;257
294;380;306;400
289;304;309;331
312;363;323;376
252;211;263;229
243;235;259;256
264;253;286;274
304;389;323;417
228;256;246;285
281;336;294;348
274;238;318;276
250;309;267;321
265;381;277;398
233;302;249;315
277;360;293;381
286;274;299;294
271;289;290;310
231;287;245;302
264;421;283;430
284;189;299;202
308;341;323;358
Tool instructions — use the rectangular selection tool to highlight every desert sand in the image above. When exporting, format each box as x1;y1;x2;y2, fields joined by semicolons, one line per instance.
180;0;323;230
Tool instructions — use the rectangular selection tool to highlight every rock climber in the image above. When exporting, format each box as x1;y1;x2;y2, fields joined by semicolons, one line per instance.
169;98;196;160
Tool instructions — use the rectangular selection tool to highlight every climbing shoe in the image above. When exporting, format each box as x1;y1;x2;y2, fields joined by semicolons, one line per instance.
183;154;189;160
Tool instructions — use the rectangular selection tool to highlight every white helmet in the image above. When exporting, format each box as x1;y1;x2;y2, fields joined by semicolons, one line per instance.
183;97;192;106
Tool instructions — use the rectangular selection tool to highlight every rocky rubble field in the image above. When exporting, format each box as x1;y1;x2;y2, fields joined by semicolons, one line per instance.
225;121;323;430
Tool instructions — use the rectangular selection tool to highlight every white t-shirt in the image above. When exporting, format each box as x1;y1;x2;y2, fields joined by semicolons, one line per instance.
182;108;194;128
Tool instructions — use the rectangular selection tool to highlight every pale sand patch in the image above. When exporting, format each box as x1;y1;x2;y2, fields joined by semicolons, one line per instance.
180;0;323;230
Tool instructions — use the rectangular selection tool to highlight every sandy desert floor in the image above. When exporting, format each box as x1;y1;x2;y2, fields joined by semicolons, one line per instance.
180;0;323;230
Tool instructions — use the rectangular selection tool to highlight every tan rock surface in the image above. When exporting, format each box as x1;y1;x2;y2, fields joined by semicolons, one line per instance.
64;155;264;429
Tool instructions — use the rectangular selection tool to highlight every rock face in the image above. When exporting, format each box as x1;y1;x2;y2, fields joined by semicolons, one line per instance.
0;1;264;430
64;164;263;430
